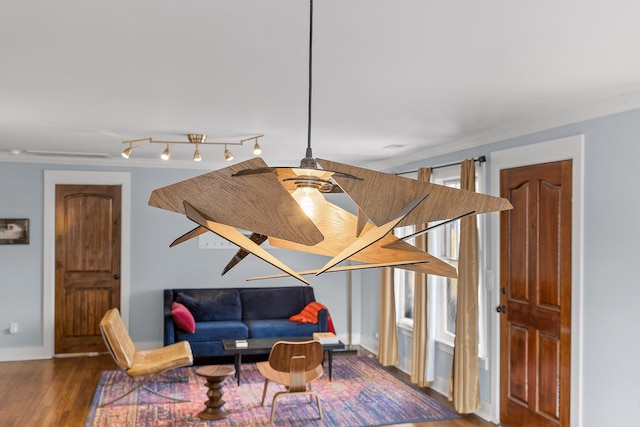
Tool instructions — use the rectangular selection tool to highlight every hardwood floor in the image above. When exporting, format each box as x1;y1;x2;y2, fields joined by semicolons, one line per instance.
0;351;497;426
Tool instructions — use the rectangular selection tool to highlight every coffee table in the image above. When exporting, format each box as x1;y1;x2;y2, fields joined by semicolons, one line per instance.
222;337;345;385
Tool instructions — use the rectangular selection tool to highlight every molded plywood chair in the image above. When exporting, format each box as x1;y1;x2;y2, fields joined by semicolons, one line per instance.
257;340;324;422
99;308;194;406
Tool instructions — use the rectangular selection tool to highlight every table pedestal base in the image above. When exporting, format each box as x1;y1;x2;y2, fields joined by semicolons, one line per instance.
195;366;235;420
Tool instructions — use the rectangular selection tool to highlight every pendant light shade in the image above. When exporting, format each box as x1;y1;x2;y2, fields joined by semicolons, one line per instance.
292;185;326;221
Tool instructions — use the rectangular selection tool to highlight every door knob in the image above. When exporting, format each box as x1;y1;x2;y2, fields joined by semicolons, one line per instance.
496;305;506;314
113;274;120;280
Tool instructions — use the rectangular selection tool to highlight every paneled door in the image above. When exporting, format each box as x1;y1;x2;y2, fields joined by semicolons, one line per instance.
55;184;121;354
499;160;572;426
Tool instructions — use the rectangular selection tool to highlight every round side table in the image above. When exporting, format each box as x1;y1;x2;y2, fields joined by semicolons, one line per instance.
195;365;236;420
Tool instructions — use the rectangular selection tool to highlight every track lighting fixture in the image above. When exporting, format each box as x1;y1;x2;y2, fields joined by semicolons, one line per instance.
120;134;264;162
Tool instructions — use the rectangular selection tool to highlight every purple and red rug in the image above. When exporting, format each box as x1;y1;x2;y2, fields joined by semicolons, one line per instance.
85;356;458;426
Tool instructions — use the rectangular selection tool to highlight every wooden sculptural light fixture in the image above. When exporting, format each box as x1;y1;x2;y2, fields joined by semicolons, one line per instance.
147;1;513;285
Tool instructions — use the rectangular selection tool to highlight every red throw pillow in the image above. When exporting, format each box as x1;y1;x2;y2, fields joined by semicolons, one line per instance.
172;302;195;333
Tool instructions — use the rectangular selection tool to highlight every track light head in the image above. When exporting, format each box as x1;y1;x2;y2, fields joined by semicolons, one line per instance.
253;139;262;155
160;144;170;160
121;145;133;159
224;146;234;161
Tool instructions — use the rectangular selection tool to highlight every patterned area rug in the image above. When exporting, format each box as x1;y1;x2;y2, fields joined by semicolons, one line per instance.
85;356;458;426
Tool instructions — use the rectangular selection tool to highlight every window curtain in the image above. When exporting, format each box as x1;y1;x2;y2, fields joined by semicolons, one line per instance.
410;167;433;387
378;266;398;366
448;159;481;413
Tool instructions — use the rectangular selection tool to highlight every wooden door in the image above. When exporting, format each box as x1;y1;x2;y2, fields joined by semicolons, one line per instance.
499;160;572;426
55;184;121;354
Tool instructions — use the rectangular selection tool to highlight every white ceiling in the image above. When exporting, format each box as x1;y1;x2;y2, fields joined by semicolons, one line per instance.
3;0;640;170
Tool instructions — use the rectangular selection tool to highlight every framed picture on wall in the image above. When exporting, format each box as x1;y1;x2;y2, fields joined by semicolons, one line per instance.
0;218;29;244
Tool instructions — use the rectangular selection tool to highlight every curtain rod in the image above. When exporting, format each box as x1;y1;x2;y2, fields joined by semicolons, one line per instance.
395;155;486;176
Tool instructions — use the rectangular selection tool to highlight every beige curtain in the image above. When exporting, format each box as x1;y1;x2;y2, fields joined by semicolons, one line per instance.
448;159;481;413
378;266;398;366
410;167;432;386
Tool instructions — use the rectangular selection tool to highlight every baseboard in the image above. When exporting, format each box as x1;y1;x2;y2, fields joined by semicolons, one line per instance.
0;345;51;362
476;400;492;422
432;374;449;396
0;339;357;362
431;373;493;422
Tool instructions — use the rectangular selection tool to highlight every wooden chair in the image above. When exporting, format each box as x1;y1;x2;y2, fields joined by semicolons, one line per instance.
256;340;324;422
99;308;194;406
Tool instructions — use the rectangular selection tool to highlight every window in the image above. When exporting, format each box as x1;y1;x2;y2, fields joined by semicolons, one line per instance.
392;164;487;360
394;225;416;328
429;165;487;358
432;177;461;346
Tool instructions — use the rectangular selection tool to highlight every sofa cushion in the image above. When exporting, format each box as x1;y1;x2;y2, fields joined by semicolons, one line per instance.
176;290;241;321
240;287;315;320
187;340;227;359
171;302;195;333
176;320;248;343
245;319;319;338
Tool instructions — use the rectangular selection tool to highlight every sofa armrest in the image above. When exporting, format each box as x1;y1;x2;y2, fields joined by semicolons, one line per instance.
163;289;176;346
317;308;329;332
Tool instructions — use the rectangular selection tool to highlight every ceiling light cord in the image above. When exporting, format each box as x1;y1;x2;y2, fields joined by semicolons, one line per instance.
306;0;313;158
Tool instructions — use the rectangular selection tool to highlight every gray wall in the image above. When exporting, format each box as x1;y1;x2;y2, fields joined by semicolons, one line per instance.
0;162;350;352
2;107;640;427
357;108;640;427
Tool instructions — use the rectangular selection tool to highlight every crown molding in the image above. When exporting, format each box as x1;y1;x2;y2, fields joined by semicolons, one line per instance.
0;153;230;170
4;91;640;171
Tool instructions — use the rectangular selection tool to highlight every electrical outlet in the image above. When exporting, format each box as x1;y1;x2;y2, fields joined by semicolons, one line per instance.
9;322;18;334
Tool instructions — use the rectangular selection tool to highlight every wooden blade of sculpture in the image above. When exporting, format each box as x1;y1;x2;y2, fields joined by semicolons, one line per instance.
266;200;457;278
380;211;475;248
245;260;430;281
275;167;298;192
315;194;429;275
169;226;209;247
268;201;361;255
183;201;310;285
148;157;324;246
317;158;513;227
368;239;458;278
356;208;369;237
221;233;268;275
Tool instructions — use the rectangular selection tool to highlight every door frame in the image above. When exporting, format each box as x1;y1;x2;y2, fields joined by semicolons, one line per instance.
43;170;131;357
489;135;584;427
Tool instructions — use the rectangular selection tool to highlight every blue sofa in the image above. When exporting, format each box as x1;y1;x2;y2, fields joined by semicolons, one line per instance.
164;286;329;361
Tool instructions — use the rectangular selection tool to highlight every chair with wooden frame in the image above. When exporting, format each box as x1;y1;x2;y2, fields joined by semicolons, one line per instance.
256;340;324;422
99;308;194;406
